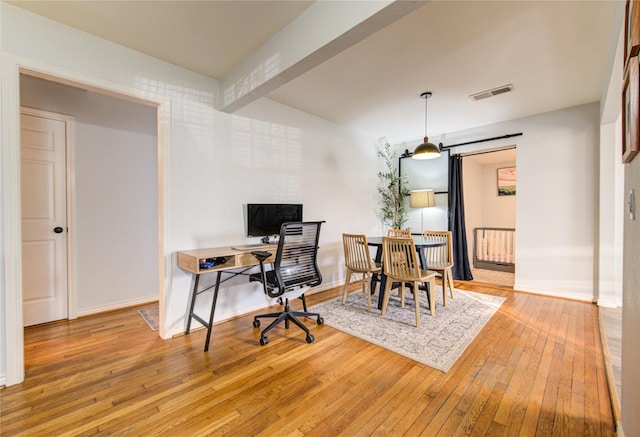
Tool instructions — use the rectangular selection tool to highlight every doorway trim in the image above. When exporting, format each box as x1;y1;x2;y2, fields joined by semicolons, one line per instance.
20;106;77;321
1;54;172;386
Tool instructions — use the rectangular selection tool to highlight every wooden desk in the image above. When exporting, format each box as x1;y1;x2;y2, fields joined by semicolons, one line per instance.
178;245;276;351
177;246;275;275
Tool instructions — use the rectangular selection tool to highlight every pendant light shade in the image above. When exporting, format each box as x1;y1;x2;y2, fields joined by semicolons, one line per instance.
413;92;441;160
413;139;441;159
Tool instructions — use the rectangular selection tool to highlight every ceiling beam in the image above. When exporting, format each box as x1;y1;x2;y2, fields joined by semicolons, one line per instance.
218;0;428;113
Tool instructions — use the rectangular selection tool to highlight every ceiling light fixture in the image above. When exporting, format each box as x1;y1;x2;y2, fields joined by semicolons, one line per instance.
412;91;441;160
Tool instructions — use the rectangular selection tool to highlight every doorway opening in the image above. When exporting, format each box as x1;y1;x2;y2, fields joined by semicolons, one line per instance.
3;59;170;386
20;74;160;324
461;147;516;288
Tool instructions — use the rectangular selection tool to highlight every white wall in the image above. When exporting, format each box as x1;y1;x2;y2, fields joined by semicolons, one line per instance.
622;120;640;437
20;76;159;314
480;161;516;227
446;103;600;301
598;119;624;307
168;97;381;334
406;102;598;302
0;3;383;384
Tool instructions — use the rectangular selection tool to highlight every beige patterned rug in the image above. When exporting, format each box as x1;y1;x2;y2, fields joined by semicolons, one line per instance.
311;287;505;372
137;305;159;331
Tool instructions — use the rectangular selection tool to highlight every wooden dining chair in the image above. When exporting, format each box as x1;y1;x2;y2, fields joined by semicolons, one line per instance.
342;234;381;311
381;236;436;327
386;230;411;276
387;229;411;237
422;230;455;305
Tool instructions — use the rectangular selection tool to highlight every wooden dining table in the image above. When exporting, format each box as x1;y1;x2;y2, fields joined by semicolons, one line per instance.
367;235;447;310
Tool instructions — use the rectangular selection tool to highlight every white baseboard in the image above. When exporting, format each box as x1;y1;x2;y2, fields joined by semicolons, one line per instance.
597;297;620;308
513;284;593;302
76;295;158;318
0;372;6;388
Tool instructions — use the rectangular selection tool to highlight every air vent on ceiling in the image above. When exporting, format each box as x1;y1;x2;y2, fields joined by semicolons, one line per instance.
470;84;514;101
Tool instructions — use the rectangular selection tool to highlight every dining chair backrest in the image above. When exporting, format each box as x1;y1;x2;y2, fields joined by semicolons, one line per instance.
422;230;453;267
387;229;411;237
382;236;421;280
342;233;376;272
381;236;438;323
342;233;381;311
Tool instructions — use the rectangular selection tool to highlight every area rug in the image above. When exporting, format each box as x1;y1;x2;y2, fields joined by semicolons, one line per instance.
137;305;159;331
311;288;505;372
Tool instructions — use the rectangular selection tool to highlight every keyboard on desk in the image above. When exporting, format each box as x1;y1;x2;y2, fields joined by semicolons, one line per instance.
231;244;270;250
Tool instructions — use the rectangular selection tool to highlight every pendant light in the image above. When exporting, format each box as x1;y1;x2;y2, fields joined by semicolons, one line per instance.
412;91;441;160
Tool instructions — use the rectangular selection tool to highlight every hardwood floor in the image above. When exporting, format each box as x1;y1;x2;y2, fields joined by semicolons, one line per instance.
1;282;616;436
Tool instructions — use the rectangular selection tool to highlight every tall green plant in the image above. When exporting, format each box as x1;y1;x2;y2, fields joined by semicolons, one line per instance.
377;142;410;230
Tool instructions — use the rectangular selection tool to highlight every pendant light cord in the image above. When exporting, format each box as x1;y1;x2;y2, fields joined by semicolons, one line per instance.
424;96;428;138
420;91;432;140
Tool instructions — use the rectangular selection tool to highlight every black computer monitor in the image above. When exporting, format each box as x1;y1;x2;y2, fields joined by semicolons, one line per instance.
246;203;303;237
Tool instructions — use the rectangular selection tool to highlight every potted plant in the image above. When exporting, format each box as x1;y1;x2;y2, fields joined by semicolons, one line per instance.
377;141;410;230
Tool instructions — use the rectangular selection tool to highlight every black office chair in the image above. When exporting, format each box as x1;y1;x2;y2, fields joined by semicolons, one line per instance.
250;221;325;345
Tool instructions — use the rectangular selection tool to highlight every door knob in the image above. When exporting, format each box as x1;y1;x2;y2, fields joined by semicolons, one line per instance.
53;227;64;234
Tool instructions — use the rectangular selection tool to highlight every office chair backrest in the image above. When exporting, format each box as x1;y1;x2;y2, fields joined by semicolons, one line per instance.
274;221;324;293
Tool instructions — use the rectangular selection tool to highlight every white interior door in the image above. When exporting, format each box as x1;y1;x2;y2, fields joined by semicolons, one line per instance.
21;110;68;326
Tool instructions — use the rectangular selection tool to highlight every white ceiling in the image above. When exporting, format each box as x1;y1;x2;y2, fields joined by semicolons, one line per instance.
9;0;619;148
8;1;315;78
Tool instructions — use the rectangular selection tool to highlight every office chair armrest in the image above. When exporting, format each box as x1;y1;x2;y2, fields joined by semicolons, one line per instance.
252;250;272;262
251;250;283;298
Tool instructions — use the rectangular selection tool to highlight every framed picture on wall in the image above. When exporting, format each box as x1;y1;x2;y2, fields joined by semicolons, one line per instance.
497;166;516;196
625;0;640;64
622;56;639;164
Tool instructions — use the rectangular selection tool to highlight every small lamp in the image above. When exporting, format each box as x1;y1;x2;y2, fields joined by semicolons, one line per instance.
410;189;435;233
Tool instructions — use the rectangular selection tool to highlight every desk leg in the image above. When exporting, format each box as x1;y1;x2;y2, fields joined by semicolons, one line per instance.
203;271;222;352
185;273;200;334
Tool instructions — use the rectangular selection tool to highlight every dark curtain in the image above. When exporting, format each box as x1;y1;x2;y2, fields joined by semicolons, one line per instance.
448;155;473;280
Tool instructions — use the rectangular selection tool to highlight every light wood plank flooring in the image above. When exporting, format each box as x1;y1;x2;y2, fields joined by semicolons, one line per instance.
1;282;616;436
599;305;622;424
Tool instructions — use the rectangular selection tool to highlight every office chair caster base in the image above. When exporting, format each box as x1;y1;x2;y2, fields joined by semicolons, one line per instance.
253;319;260;328
306;334;314;343
260;336;269;346
317;317;324;325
